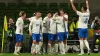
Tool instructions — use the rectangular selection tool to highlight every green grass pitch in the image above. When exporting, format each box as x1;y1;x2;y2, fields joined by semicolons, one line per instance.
0;53;100;56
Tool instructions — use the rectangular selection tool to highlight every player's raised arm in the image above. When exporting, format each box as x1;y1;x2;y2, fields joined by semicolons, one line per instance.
70;0;77;13
86;0;89;9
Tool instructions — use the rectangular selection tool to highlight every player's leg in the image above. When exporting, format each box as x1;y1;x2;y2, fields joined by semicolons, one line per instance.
42;33;48;54
54;34;59;54
83;38;90;55
48;34;52;54
31;33;37;54
14;34;20;55
78;29;84;55
17;35;24;53
58;32;65;54
83;29;90;55
63;32;68;53
14;43;19;55
55;42;58;54
48;34;55;54
64;40;67;53
78;38;84;55
36;34;41;54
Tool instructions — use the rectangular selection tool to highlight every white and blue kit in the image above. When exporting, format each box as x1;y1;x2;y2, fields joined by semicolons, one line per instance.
15;17;24;42
63;15;68;40
29;16;42;42
77;9;90;38
42;16;57;41
55;16;65;41
42;17;50;42
48;17;57;41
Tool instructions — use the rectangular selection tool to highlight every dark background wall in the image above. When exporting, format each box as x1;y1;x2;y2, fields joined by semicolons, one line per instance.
0;0;99;16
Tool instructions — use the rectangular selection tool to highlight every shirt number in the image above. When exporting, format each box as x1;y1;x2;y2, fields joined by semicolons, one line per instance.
84;18;88;24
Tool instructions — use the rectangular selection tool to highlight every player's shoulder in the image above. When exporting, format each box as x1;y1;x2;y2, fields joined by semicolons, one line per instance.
43;16;48;21
17;17;22;21
31;16;36;19
31;16;37;20
39;17;42;19
77;11;82;14
44;16;48;19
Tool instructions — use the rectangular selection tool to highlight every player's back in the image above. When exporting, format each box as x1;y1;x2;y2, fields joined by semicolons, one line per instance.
77;9;90;28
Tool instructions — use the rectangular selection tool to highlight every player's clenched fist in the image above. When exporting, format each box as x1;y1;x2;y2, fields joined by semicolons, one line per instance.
70;0;74;2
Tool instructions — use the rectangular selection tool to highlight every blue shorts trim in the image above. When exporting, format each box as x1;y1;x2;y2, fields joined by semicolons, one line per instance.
78;28;88;38
57;32;64;42
16;34;24;42
32;33;40;42
48;34;57;41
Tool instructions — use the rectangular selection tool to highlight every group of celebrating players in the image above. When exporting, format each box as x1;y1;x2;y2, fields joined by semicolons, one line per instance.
14;0;90;55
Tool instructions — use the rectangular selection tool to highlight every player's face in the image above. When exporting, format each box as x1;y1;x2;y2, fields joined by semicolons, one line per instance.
36;12;41;18
47;13;52;18
23;13;26;20
60;10;64;15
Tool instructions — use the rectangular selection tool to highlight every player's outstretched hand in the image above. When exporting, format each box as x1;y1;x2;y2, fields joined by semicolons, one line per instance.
70;0;74;2
86;0;88;3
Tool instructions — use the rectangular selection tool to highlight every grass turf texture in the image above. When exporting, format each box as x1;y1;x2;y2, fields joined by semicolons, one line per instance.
0;53;100;56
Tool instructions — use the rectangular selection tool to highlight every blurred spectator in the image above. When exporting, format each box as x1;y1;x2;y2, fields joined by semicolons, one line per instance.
6;18;16;53
91;16;100;53
67;17;79;53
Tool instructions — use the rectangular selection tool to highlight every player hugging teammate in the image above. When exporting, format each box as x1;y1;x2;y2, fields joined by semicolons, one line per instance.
14;0;90;55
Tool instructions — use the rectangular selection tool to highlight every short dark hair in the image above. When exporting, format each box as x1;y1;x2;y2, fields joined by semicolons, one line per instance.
58;8;64;16
19;11;26;17
47;11;52;14
82;5;87;11
46;11;53;16
35;11;41;14
59;8;64;11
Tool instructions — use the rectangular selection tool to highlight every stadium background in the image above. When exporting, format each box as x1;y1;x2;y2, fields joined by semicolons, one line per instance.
0;0;99;54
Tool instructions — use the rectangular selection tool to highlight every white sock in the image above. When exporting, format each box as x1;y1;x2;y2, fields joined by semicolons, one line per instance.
39;42;42;52
14;46;18;53
79;40;84;54
55;43;58;53
37;44;40;53
31;43;36;53
48;43;51;53
64;43;67;52
61;42;65;54
35;44;38;53
43;44;46;53
17;47;21;53
84;40;90;52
